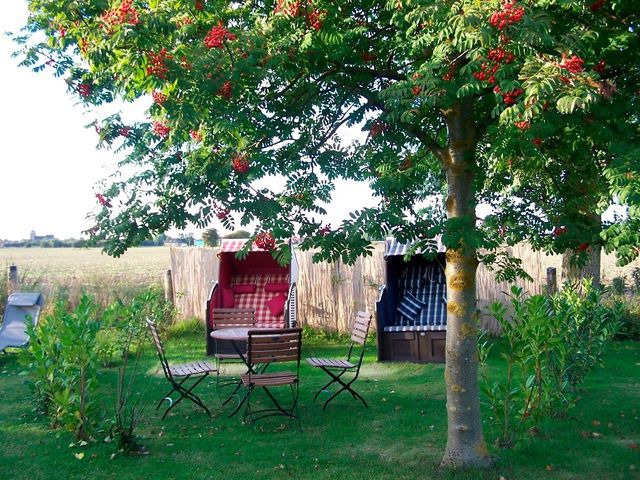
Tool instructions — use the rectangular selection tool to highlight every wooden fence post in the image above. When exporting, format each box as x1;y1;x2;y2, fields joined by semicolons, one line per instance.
7;265;18;295
164;269;174;305
546;267;557;295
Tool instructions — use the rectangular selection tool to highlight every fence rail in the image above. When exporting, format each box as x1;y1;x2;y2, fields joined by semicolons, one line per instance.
169;243;637;335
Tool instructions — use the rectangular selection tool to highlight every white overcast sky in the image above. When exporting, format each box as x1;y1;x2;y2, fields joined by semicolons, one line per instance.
0;1;376;241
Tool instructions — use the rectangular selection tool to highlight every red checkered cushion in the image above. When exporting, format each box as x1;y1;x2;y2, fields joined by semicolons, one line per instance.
231;273;289;327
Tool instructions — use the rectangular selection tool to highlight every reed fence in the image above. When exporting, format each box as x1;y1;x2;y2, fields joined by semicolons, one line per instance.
169;243;638;335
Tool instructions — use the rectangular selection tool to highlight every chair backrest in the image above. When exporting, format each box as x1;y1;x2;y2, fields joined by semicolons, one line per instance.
212;308;256;329
246;328;302;367
146;319;173;381
348;311;372;372
2;292;43;327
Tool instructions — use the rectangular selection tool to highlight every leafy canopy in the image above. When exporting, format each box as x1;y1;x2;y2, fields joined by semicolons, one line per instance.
15;0;637;263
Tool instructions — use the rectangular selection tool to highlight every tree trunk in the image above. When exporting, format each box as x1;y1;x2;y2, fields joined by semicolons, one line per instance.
440;101;491;468
562;246;601;287
561;213;602;287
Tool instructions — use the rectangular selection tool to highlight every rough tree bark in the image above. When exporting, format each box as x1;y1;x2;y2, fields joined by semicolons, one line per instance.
561;213;602;287
439;101;491;468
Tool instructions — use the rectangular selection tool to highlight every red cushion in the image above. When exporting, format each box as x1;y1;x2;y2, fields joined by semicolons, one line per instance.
231;284;257;294
264;282;289;293
265;293;287;317
222;288;235;308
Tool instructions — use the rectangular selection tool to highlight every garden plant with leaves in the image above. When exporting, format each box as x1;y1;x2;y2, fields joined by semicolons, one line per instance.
15;0;639;466
480;281;622;447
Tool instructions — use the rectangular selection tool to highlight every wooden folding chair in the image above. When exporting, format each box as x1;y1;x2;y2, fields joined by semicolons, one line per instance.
241;328;302;430
306;311;372;410
211;308;256;389
146;320;217;420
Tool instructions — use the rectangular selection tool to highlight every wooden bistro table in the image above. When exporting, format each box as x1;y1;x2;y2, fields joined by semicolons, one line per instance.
210;327;264;416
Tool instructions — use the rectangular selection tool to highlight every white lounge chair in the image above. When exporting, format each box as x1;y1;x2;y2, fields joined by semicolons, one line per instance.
0;293;43;354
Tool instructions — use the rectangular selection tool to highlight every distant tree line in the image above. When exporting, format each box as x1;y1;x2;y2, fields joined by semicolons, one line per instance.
1;234;169;249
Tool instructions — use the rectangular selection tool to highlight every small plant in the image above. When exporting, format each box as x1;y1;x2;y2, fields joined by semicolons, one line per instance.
24;294;101;440
611;276;627;296
614;296;640;341
480;280;622;448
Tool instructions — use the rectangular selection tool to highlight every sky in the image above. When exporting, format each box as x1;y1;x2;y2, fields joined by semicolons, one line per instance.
0;1;376;241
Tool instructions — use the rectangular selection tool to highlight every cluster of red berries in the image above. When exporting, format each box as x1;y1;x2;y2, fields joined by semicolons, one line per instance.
412;85;422;96
473;62;499;84
195;0;204;11
146;49;172;79
553;226;567;237
559;54;584;74
217;80;232;99
78;38;89;54
176;16;193;28
118;126;131;137
494;86;524;105
514;120;530;131
77;83;91;97
58;26;66;37
153;121;170;138
318;224;331;236
590;0;605;12
488;47;515;64
215;206;230;220
532;137;542;147
594;59;606;74
190;130;203;142
275;0;302;16
442;64;457;81
576;242;590;252
274;1;324;31
101;0;141;31
152;91;167;105
180;56;192;71
370;121;386;137
204;21;237;49
308;9;324;31
474;47;515;85
232;153;250;173
489;0;525;30
255;232;276;251
96;193;111;207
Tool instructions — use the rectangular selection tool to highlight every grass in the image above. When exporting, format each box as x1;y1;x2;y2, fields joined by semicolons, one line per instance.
0;332;638;480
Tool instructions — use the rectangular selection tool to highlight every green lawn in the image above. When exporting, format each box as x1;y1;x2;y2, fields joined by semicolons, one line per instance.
0;333;638;480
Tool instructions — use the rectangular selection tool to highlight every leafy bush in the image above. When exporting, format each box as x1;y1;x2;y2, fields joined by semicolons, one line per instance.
611;276;627;296
24;287;175;451
614;296;640;341
480;280;621;447
24;294;101;440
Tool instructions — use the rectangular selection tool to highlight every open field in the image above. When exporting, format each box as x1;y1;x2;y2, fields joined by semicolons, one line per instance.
0;247;171;309
0;246;171;280
0;332;638;480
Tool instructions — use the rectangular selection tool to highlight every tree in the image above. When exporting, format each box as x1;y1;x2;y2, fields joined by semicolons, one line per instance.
16;0;639;467
202;227;220;246
223;229;252;239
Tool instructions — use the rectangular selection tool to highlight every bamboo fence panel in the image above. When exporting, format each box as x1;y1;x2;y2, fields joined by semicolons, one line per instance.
169;247;218;321
169;243;639;334
296;244;386;332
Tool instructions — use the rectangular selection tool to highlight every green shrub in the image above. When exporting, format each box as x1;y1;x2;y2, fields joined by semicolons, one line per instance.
611;276;627;296
24;294;101;440
615;296;640;341
480;280;622;447
23;287;175;450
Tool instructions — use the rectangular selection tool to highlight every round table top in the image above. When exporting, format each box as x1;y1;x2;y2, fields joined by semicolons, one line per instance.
210;327;253;341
